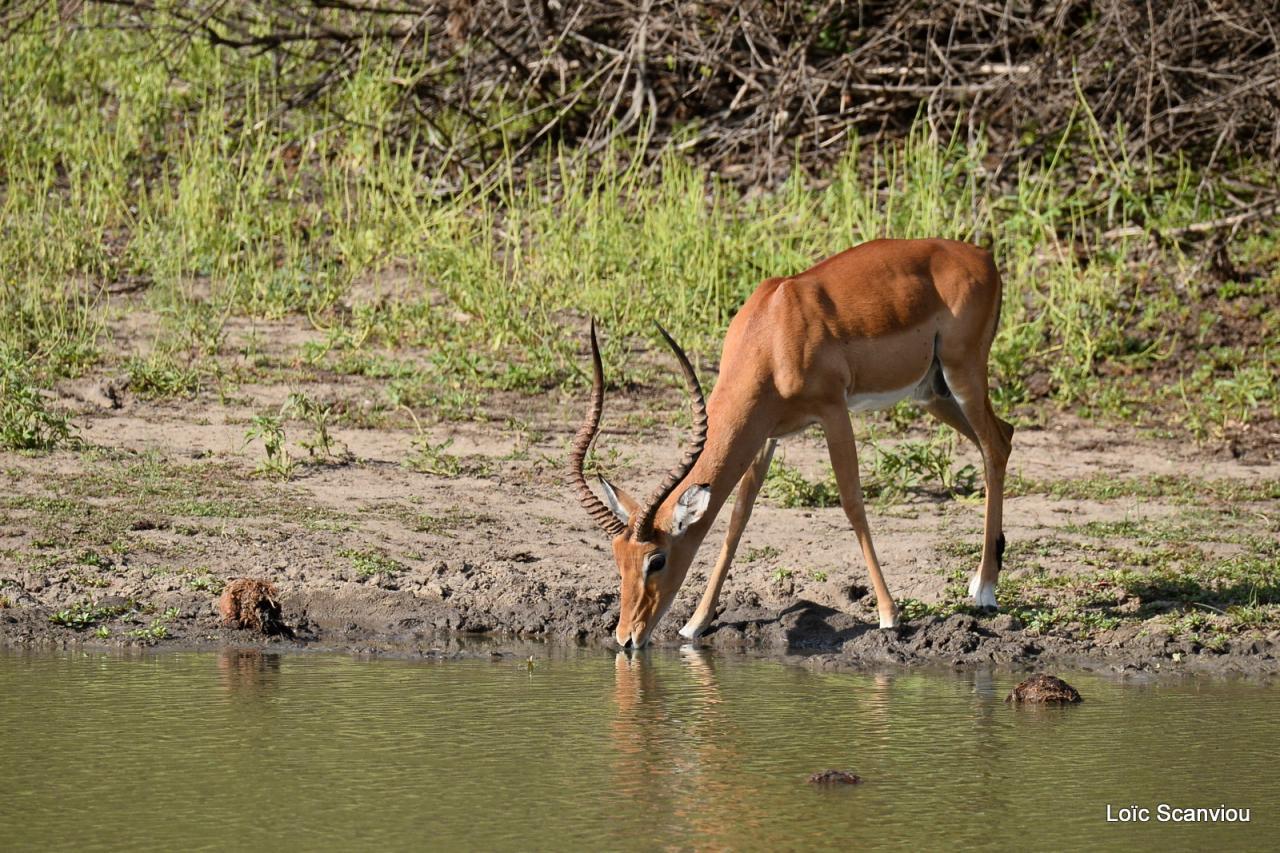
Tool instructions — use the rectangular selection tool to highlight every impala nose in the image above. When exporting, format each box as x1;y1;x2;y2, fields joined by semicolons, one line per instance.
617;635;633;650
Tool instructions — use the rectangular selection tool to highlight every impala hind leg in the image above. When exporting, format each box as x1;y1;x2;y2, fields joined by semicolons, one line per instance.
679;439;777;640
920;394;979;447
938;369;1013;611
822;412;898;629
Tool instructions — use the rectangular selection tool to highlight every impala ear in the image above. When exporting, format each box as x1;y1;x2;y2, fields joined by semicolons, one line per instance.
670;484;711;537
598;477;639;526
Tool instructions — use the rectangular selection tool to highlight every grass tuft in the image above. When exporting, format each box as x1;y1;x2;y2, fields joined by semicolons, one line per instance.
0;347;78;451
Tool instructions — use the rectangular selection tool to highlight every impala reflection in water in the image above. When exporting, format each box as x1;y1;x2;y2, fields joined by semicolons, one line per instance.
610;648;760;845
1;650;1274;850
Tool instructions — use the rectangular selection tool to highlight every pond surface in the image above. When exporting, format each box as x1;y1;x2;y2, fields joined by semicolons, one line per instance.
1;647;1274;851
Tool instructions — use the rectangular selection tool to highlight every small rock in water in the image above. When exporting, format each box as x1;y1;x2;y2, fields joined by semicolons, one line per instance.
218;578;287;636
1005;673;1082;704
808;769;862;785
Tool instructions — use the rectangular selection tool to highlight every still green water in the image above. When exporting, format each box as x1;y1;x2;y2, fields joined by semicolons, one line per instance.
0;647;1273;852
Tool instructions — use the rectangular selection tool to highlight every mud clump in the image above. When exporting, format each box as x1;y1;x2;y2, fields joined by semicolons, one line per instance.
808;770;862;785
1005;673;1082;704
218;578;287;636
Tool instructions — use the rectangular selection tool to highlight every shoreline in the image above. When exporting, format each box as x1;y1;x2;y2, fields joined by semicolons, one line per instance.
5;584;1279;678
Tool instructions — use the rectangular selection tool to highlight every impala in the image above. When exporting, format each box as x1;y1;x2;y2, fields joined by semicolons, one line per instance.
569;238;1014;648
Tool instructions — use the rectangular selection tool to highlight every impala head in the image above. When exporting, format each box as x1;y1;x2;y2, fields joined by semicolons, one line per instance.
569;321;711;649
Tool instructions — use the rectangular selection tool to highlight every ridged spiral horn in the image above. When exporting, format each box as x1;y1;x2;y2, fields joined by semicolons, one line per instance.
631;323;709;541
569;320;627;537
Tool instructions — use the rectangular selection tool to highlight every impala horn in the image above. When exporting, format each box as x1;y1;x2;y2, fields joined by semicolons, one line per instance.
570;320;628;537
631;323;709;542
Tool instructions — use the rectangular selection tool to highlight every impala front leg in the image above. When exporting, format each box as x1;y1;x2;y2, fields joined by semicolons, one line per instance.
679;439;776;640
822;412;898;629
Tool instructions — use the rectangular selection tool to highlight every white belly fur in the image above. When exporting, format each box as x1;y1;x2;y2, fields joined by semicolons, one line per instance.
846;385;915;412
846;367;932;413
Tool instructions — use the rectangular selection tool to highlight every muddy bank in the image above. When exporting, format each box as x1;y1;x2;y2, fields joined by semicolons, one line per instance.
4;572;1280;676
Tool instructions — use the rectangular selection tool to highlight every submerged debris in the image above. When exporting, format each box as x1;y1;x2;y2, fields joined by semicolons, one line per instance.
807;770;863;785
1005;673;1082;704
218;578;287;636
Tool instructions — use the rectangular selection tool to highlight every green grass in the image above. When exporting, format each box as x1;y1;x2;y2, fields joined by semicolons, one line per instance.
49;598;133;630
741;545;782;563
899;498;1280;647
0;347;77;451
863;432;978;500
1;452;347;568
126;354;201;400
763;462;840;509
339;549;408;579
127;607;180;644
762;427;982;508
0;11;1273;436
410;508;496;537
1010;473;1280;503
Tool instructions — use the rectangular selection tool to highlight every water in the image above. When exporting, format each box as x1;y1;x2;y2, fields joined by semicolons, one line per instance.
0;647;1274;852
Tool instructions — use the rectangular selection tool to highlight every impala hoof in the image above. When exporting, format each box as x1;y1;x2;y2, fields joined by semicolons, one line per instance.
969;574;998;610
678;618;710;640
878;612;898;629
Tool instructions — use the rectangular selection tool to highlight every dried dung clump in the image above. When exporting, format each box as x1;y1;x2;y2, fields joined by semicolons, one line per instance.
218;578;286;635
807;770;862;785
1006;674;1082;704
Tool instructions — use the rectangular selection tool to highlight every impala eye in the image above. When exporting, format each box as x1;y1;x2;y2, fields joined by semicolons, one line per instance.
644;553;667;576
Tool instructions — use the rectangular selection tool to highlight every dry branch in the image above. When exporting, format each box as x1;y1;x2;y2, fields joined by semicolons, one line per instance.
25;0;1280;185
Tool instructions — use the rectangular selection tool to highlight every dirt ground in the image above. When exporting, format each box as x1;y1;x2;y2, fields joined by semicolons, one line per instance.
3;316;1278;676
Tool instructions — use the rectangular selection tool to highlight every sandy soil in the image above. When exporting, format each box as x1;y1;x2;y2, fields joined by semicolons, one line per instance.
3;318;1278;675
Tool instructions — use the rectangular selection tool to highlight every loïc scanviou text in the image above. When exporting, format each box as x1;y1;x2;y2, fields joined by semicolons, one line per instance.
1106;804;1251;823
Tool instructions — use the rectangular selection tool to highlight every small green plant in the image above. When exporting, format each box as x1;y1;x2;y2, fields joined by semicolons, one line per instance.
93;626;110;639
401;405;475;476
742;545;781;563
244;414;297;479
412;508;492;536
770;567;795;582
406;435;463;477
1201;632;1230;653
865;433;977;500
128;607;178;644
1227;602;1272;631
810;570;828;582
763;462;840;508
126;354;200;399
285;392;346;459
73;572;111;589
896;598;936;621
339;548;407;579
187;573;225;593
75;550;112;569
0;347;77;451
49;599;132;630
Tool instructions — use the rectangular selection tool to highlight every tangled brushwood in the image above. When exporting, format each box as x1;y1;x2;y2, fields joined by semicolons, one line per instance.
218;578;287;636
14;0;1276;184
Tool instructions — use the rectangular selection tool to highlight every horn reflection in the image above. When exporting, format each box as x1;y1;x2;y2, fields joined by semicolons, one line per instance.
609;648;767;847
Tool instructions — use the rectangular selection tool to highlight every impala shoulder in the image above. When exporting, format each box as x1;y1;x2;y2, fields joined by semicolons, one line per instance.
731;275;798;329
939;238;996;268
762;274;823;310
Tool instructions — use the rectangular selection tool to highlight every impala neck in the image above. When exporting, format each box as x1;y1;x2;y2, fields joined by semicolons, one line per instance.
665;385;774;548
